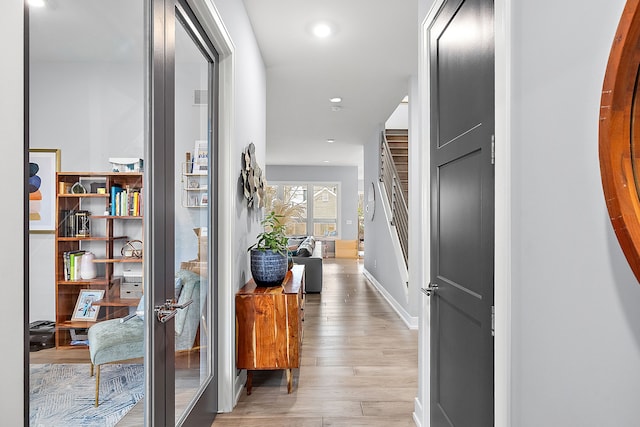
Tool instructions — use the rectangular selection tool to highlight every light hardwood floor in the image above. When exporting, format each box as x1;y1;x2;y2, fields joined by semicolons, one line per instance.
212;258;418;427
30;258;418;426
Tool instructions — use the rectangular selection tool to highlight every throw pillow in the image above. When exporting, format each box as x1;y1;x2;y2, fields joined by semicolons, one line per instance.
175;276;183;300
135;295;144;320
297;237;315;257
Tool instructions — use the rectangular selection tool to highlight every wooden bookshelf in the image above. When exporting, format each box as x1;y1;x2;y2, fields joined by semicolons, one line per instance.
54;172;143;348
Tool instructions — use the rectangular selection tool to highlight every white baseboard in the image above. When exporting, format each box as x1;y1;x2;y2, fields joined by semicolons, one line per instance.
413;397;424;427
233;371;246;406
362;268;419;329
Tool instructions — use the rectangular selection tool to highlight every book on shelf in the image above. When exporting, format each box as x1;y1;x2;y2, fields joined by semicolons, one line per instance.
110;184;143;216
133;191;138;216
59;209;76;237
64;250;85;281
110;184;123;216
63;251;69;279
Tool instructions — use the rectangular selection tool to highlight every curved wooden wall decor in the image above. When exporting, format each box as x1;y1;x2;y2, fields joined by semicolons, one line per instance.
241;142;266;209
600;0;640;283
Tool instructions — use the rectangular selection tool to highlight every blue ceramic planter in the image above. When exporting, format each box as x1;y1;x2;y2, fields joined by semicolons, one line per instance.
250;249;287;287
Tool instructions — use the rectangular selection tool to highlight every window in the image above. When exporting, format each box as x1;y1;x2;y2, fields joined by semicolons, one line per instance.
283;185;307;235
313;185;337;237
266;182;339;238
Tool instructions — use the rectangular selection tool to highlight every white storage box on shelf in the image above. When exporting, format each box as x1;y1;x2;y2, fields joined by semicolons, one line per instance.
121;269;143;299
109;157;144;172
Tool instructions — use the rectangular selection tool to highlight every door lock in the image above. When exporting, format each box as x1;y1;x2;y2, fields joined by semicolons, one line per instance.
421;283;439;296
154;298;193;323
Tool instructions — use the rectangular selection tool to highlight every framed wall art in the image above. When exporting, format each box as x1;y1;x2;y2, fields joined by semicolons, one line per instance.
29;148;60;233
71;289;105;322
193;140;208;174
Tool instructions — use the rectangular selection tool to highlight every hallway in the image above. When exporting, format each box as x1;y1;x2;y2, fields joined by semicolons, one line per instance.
213;258;418;427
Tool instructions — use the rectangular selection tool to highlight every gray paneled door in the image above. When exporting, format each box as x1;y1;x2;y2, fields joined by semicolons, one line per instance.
429;0;495;425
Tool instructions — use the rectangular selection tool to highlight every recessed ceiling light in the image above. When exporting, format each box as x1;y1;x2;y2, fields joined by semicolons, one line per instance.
29;0;46;7
313;23;332;38
323;160;330;163
330;97;342;103
327;139;335;143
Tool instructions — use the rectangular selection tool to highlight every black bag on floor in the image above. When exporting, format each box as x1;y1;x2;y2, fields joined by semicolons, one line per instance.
29;320;56;351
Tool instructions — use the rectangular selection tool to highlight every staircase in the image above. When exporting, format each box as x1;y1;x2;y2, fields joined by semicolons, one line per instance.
379;129;409;267
384;129;408;203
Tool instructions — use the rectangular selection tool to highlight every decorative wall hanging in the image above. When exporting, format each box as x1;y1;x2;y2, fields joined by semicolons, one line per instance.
241;142;266;208
366;181;376;221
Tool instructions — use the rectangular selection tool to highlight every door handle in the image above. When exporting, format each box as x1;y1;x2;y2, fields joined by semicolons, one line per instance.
154;298;193;323
421;283;438;296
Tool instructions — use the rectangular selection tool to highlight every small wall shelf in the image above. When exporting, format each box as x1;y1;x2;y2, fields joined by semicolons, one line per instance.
181;162;208;208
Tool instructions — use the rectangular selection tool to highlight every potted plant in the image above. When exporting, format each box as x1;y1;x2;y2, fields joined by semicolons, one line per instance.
248;211;289;287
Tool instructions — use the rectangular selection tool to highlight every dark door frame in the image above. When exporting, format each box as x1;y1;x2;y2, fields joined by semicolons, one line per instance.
147;0;219;424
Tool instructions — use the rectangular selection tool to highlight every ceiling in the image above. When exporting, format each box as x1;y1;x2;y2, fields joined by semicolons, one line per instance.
242;0;418;178
28;0;418;179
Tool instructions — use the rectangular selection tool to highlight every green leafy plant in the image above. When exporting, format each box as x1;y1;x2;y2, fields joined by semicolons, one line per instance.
248;211;288;255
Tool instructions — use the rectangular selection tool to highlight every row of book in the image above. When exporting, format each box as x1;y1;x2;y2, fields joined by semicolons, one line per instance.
62;250;88;281
111;185;143;216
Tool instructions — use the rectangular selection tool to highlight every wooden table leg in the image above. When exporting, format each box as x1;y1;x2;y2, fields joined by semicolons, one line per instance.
286;369;292;393
246;370;253;395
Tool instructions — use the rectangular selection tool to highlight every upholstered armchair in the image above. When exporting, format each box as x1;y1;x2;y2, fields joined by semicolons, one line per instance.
88;269;203;406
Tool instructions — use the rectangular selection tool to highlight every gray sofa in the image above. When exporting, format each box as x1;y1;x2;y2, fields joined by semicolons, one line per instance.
290;237;323;293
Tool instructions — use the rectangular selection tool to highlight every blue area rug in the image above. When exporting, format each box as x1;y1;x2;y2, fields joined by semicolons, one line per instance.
30;363;143;427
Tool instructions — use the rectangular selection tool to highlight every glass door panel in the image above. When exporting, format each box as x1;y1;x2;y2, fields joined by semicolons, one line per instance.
28;1;145;426
173;4;216;423
29;0;217;424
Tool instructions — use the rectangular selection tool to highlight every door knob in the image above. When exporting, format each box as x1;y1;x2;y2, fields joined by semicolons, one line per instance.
154;298;193;323
421;283;438;296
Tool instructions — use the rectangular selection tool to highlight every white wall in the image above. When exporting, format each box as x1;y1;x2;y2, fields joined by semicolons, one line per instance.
265;165;359;240
212;0;266;286
385;102;409;129
0;0;25;423
510;0;640;425
29;60;145;321
209;0;267;409
363;124;415;316
174;55;210;268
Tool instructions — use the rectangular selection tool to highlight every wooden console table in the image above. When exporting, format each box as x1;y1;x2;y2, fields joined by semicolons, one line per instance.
235;264;305;394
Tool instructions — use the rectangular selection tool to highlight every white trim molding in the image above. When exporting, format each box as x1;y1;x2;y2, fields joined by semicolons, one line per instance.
413;397;424;427
363;268;418;329
415;0;444;423
494;0;512;425
234;370;246;404
189;0;237;413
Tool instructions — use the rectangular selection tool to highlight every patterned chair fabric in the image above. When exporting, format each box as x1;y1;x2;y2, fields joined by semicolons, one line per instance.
87;269;202;406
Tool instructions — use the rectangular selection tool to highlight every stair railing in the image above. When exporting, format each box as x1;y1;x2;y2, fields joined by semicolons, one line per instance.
379;131;409;266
